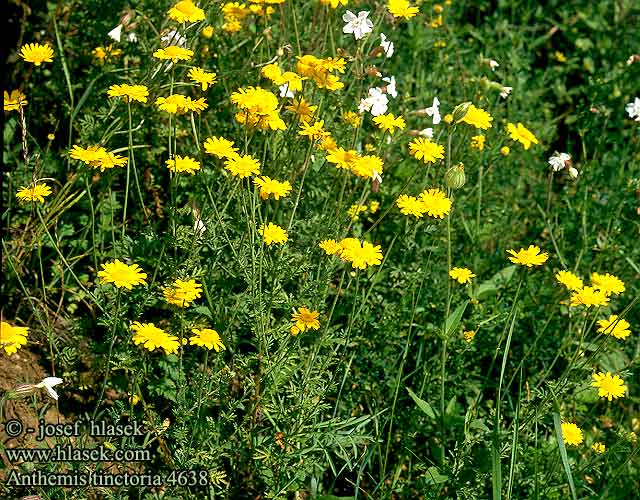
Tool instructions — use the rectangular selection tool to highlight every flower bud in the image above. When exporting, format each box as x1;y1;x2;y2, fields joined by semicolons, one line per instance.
5;384;37;400
445;163;466;189
452;102;472;122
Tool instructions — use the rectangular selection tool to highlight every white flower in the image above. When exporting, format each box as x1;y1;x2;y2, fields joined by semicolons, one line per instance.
380;33;394;58
568;167;579;179
425;97;441;125
35;377;63;401
342;10;373;41
194;219;206;234
358;87;389;116
418;128;434;138
161;30;187;48
489;59;500;71
127;32;138;43
373;170;383;184
500;86;513;99
108;24;123;42
279;84;295;98
382;76;397;98
625;97;640;121
548;152;571;172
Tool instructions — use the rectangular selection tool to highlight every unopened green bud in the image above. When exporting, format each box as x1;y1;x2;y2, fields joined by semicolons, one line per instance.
445;163;466;189
452;102;472;123
5;384;37;400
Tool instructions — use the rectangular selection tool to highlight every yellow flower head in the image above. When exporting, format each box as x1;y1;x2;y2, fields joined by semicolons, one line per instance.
596;315;631;340
591;372;627;401
338;239;383;270
373;113;406;134
166;155;201;175
291;307;320;335
16;183;52;203
153;45;194;63
107;84;149;103
4;90;28;112
506;245;548;267
225;154;261;178
163;279;203;307
131;322;180;354
388;0;420;19
343;111;361;127
396;194;426;218
561;422;584;446
449;267;476;284
463;330;476;343
590;272;625;296
188;67;217;91
500;146;510;156
168;0;206;23
458;104;493;130
156;94;208;114
507;122;539;150
202;26;214;38
419;188;452;219
319;239;342;256
348;203;368;220
92;45;122;62
253;176;292;200
286;98;318;123
592;442;606;454
409;138;445;164
204;136;238;159
555;270;583;291
298;119;328;141
326;147;359;170
19;43;54;65
569;286;609;308
259;222;288;246
1;321;29;355
470;135;485;151
69;145;108;166
97;259;147;290
190;328;226;351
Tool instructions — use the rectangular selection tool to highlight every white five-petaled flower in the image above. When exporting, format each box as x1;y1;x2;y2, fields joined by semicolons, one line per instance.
380;33;394;58
424;97;441;125
568;167;579;179
419;128;434;138
108;24;123;42
382;75;397;98
358;87;389;116
625;97;640;121
127;32;138;43
342;10;373;41
548;152;571;172
279;83;295;98
161;29;187;48
500;86;513;99
35;377;64;401
489;59;500;71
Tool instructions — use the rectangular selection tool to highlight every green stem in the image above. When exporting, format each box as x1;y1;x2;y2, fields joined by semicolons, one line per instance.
93;288;122;418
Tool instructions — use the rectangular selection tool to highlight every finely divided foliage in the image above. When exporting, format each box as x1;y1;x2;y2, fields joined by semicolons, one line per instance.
3;0;639;498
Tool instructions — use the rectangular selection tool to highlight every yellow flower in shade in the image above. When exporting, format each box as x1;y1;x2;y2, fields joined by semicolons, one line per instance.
291;307;320;335
131;322;179;354
318;134;337;152
259;222;288;246
95;152;128;171
339;239;383;270
569;286;609;308
596;315;631;340
409;138;445;164
458;104;493;129
92;45;122;62
16;183;52;203
343;111;361;127
369;201;380;213
319;0;348;8
449;267;476;284
222;18;242;33
285;97;317;123
590;272;625;296
69;145;107;166
222;2;251;21
224;154;260;178
19;43;54;65
351;155;384;179
555;270;583;291
168;0;206;23
506;245;548;267
1;321;29;355
202;26;214;38
156;94;208;114
554;51;567;63
163;279;202;307
396;194;425;218
348;203;367;220
231;86;285;131
591;372;627;401
373;113;406;133
97;260;147;290
419;188;452;219
470;135;485;151
507;122;539;150
463;330;476;343
204;136;238;158
299;120;328;141
166;155;201;175
443;113;453;123
319;239;342;256
388;0;420;19
561;422;584;446
153;45;194;63
500;146;510;156
253;176;292;200
107;84;149;103
4;90;28;111
189;328;226;351
592;442;605;454
326;147;359;170
188;67;217;91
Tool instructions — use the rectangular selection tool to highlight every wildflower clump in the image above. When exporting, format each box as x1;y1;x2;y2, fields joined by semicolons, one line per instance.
131;322;180;354
163;279;203;307
231;86;286;130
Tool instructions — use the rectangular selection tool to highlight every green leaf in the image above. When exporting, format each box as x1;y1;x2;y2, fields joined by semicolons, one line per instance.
406;387;437;420
423;466;449;485
445;300;469;339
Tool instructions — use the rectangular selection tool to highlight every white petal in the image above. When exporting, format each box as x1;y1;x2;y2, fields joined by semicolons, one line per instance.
108;24;123;42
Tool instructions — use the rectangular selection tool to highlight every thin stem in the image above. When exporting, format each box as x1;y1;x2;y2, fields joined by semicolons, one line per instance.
93;288;122;418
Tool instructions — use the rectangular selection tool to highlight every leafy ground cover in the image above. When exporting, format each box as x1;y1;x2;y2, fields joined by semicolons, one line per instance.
2;0;639;498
